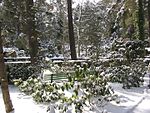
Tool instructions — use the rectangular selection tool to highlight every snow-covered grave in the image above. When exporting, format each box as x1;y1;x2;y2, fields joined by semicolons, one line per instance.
1;74;150;113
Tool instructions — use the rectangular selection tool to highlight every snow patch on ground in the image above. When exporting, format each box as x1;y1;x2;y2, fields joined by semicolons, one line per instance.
1;74;150;113
104;74;150;113
0;86;48;113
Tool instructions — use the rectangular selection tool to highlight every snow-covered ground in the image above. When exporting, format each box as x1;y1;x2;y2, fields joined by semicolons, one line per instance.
0;74;150;113
104;74;150;113
0;86;48;113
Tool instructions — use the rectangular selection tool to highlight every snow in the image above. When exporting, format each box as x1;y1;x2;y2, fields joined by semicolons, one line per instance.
45;0;100;8
5;61;31;64
0;86;48;113
3;47;19;53
1;74;150;113
104;74;150;113
145;47;150;52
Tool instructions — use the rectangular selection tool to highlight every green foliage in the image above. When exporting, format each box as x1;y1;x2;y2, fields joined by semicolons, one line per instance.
124;40;146;62
108;40;147;89
55;64;115;112
74;1;110;58
15;77;64;103
15;35;28;50
109;61;146;89
124;0;137;27
73;64;113;96
14;64;116;112
7;64;36;84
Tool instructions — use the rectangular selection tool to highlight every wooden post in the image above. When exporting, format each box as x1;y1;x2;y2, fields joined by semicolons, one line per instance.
51;74;53;83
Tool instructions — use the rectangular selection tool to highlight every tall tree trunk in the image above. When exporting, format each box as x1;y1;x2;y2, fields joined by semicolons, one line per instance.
0;22;14;113
77;4;82;58
56;0;63;54
138;0;145;40
77;27;81;57
62;36;65;57
74;23;81;57
148;0;150;38
67;0;77;60
25;0;38;64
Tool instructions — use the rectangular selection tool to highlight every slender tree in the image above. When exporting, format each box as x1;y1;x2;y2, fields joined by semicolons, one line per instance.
74;4;83;57
67;0;77;60
0;21;14;113
148;0;150;38
138;0;145;40
25;0;38;64
56;0;64;54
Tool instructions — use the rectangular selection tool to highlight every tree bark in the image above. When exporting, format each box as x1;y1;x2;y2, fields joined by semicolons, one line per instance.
25;0;38;64
77;27;81;57
138;0;145;40
0;22;14;113
148;0;150;38
67;0;77;60
76;4;82;58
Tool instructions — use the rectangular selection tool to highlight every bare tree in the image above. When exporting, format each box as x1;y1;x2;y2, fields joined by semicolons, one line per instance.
148;0;150;38
0;21;14;113
25;0;38;64
67;0;77;60
138;0;145;40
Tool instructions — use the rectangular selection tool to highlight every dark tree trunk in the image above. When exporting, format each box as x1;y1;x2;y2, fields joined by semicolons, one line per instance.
67;0;77;60
148;0;150;38
25;0;38;64
0;22;14;113
138;0;145;40
56;0;63;54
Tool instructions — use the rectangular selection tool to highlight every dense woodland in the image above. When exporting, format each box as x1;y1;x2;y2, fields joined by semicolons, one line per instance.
0;0;150;113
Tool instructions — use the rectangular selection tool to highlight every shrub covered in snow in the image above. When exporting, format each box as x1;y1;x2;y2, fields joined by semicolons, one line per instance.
7;64;37;84
14;64;116;112
124;40;146;62
105;40;147;88
108;60;146;89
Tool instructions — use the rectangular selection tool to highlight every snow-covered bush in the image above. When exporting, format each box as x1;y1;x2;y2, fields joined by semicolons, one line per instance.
51;64;116;112
7;64;36;84
14;64;116;112
111;40;147;61
124;40;146;62
108;60;146;89
105;40;147;88
14;77;64;103
73;64;114;96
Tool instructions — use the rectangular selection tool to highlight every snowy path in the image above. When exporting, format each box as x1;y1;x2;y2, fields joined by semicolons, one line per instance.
0;74;150;113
